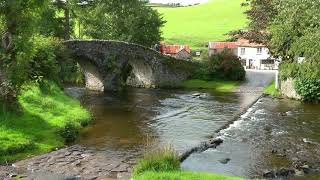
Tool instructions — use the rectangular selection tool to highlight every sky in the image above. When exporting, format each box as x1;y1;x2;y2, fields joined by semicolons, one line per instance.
149;0;209;5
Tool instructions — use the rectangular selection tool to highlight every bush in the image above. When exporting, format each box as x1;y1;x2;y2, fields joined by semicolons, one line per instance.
194;50;245;81
59;122;80;143
133;146;180;176
295;78;320;102
207;50;246;81
280;62;320;101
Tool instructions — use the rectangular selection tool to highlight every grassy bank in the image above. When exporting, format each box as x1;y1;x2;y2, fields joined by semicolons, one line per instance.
182;79;240;92
156;0;247;49
135;171;245;180
264;81;280;97
0;81;91;163
133;146;244;180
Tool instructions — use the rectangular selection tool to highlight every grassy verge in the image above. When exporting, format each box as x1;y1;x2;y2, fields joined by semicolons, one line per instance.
135;171;245;180
0;81;91;163
264;81;280;97
155;0;247;49
133;146;245;180
181;79;241;92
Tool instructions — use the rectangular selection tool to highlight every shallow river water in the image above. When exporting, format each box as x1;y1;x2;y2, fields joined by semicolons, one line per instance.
66;87;320;179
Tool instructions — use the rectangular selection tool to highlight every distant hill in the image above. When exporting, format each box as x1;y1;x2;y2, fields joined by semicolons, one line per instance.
155;0;248;49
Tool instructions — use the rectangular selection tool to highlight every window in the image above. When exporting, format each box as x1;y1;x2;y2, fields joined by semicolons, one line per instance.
240;48;245;55
257;47;262;54
213;49;218;54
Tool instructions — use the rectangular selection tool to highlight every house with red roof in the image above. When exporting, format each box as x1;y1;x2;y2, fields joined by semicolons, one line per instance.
208;42;238;57
208;39;279;70
160;44;191;60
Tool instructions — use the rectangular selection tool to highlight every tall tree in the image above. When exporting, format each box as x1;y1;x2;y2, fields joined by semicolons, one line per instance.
77;0;165;47
228;0;277;43
269;0;320;62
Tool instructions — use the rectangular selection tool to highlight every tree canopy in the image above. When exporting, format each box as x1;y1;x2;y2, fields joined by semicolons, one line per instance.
77;0;165;47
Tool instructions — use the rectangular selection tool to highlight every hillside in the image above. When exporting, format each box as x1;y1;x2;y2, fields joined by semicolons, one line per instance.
156;0;248;49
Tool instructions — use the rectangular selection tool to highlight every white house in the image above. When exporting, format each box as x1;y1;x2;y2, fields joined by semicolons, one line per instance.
208;39;279;70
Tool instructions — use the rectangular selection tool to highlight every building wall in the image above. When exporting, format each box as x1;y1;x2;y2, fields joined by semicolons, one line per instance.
237;46;271;69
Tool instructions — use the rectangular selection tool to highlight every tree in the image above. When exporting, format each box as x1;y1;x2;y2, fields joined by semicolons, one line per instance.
228;0;277;43
77;0;165;47
268;0;320;62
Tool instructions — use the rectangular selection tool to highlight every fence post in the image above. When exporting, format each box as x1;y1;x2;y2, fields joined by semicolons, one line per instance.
275;70;279;89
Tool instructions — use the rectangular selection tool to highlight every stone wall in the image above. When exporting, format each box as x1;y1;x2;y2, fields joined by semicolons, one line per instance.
280;78;302;100
64;40;195;91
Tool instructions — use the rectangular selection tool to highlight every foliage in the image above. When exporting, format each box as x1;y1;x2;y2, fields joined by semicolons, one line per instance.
230;0;277;43
135;171;245;180
264;81;280;97
280;62;320;80
295;78;320;102
280;62;320;101
77;0;165;47
156;0;247;49
182;79;240;92
54;44;84;85
0;81;91;163
269;0;320;62
58;122;80;143
133;146;180;176
204;50;246;81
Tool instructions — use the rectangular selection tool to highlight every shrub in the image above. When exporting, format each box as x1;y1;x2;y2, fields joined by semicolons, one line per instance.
280;62;320;101
295;78;320;102
59;122;80;143
133;146;180;176
194;50;245;81
206;50;246;81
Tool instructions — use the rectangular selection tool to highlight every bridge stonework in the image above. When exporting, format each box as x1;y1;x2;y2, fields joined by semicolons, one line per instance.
64;40;194;91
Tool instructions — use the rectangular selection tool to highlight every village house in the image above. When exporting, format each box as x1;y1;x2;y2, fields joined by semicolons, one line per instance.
160;44;192;61
208;39;279;70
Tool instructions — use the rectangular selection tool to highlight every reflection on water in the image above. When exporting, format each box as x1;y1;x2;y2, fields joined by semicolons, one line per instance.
182;97;320;178
65;87;320;179
75;88;251;154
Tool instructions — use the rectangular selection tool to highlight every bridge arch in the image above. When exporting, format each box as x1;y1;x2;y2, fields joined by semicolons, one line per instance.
64;40;194;91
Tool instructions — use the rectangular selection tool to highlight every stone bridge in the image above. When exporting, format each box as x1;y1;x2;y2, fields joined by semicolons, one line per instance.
64;40;194;91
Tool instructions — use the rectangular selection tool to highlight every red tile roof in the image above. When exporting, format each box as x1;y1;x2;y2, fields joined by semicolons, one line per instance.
236;39;264;47
160;44;190;54
208;42;237;49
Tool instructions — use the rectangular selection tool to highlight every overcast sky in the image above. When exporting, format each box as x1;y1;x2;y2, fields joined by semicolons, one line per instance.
149;0;209;5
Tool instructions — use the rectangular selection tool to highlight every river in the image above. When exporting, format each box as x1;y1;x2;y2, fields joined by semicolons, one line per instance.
6;71;320;179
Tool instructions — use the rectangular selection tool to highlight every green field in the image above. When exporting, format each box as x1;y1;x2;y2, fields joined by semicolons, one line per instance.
156;0;248;49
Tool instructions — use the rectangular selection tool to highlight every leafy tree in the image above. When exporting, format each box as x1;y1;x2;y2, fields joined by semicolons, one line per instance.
229;0;277;43
269;0;320;62
77;0;165;46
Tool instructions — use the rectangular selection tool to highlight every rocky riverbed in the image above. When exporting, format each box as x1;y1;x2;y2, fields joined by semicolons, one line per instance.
0;145;133;179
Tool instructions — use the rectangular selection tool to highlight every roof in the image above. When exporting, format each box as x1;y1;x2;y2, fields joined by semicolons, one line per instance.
236;39;265;47
208;39;266;49
161;44;191;54
208;42;237;49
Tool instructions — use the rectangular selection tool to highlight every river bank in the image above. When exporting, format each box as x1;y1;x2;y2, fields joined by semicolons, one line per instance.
0;82;91;164
1;71;319;180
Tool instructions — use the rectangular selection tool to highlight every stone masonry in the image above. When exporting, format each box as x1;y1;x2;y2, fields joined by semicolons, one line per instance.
64;40;194;91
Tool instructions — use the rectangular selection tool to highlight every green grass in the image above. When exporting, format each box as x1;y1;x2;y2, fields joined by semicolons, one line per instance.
134;146;181;176
0;81;91;163
133;146;246;180
181;79;240;92
135;171;245;180
264;81;280;97
156;0;248;49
